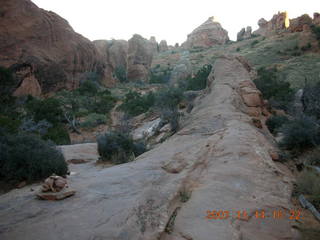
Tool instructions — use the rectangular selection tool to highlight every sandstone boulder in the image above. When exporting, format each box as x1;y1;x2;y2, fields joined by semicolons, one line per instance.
127;34;154;81
0;0;106;95
183;16;229;48
149;36;159;54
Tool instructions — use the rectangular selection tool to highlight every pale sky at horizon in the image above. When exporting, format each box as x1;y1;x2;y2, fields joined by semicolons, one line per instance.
32;0;319;45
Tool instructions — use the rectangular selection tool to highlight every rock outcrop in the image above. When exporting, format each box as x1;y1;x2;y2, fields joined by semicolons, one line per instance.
127;34;154;81
159;40;168;52
237;26;252;41
183;16;229;48
93;39;129;85
0;0;106;95
149;36;159;54
253;12;290;36
288;14;313;33
314;12;320;25
0;56;298;240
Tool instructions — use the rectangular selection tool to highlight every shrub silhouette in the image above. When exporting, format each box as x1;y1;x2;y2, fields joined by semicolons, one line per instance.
0;130;68;183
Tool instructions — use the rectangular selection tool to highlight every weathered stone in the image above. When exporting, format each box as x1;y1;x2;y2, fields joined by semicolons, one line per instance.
289;14;313;32
127;34;154;81
237;26;252;41
183;16;229;48
313;12;320;25
0;0;106;95
37;189;76;201
159;40;168;52
253;12;289;36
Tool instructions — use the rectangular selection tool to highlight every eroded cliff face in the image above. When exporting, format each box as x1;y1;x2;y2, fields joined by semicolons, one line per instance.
0;56;298;240
0;0;105;96
127;34;154;82
183;17;229;48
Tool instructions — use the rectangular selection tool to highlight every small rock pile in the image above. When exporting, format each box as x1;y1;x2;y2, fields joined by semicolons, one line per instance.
37;174;75;201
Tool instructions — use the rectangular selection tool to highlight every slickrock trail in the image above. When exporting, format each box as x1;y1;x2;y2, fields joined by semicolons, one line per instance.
0;56;299;240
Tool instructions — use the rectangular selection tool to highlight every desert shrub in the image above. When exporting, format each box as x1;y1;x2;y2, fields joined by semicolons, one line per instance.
20;118;52;136
0;66;15;95
0;115;21;134
251;40;259;47
43;124;71;145
304;147;320;166
266;115;289;134
302;81;320;119
279;115;320;151
155;87;184;111
0;131;68;183
254;67;294;110
80;113;106;129
114;65;127;83
295;170;320;210
236;47;240;52
311;25;320;40
78;79;99;96
97;131;135;164
90;94;117;114
160;109;180;133
186;64;212;91
301;43;312;51
26;97;63;125
119;91;155;116
149;69;171;84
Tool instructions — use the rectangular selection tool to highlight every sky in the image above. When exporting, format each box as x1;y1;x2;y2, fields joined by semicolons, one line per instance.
32;0;319;45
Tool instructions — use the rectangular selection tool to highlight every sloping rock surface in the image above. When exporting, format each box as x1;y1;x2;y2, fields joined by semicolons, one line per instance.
0;56;298;240
0;0;105;95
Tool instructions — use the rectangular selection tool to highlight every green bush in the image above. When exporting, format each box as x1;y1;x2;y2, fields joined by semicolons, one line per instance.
114;66;127;83
80;113;106;129
97;131;135;164
0;66;14;95
78;80;99;96
155;87;184;111
43;124;71;145
254;67;294;110
295;170;320;210
302;81;320;119
0;131;68;183
119;91;155;116
149;69;171;84
186;65;212;91
311;25;320;40
266;115;289;134
279;115;320;151
304;147;320;166
160;109;180;133
0;115;21;134
26;97;63;125
251;40;259;47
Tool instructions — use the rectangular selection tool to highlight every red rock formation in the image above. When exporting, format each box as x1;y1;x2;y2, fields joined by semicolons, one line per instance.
289;14;313;33
314;12;320;25
0;0;106;96
93;39;129;86
183;16;229;48
127;34;154;82
253;12;289;36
